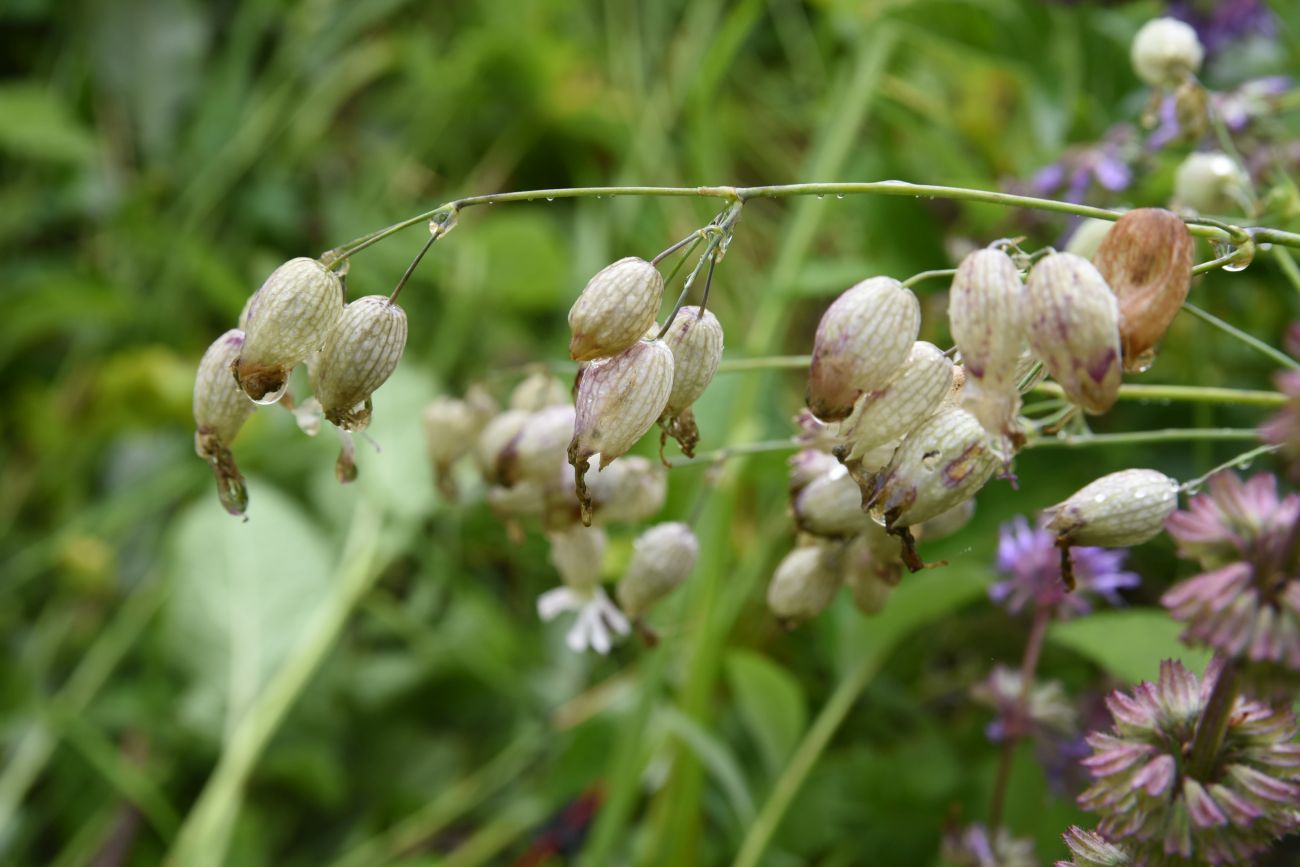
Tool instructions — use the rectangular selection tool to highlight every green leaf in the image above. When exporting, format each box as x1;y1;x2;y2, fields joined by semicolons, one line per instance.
724;649;807;778
0;83;96;164
163;481;333;738
1050;609;1213;685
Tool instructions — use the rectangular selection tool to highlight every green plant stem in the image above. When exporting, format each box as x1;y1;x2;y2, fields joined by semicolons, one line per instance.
1181;302;1300;371
901;267;957;288
988;606;1051;833
1028;428;1260;448
1179;443;1283;493
1273;246;1300;299
1028;381;1286;408
715;355;813;374
326;182;1300;263
1188;657;1238;782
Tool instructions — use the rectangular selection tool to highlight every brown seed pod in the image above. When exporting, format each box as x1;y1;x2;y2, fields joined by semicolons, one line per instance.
658;306;725;457
807;277;920;421
1092;208;1193;371
1025;253;1122;415
311;295;408;431
194;329;258;516
234;258;343;404
568;257;665;362
569;339;674;524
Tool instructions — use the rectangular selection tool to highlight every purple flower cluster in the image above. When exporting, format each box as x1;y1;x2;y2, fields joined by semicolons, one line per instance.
1167;0;1275;56
991;516;1140;619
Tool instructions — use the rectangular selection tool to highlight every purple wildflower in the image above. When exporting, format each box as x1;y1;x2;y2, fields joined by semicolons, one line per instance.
1056;826;1133;867
991;516;1140;619
973;665;1076;744
1162;472;1300;669
1167;0;1275;56
1029;133;1136;204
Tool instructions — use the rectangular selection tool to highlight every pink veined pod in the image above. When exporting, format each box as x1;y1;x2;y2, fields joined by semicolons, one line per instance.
792;464;873;539
766;542;845;628
497;405;576;488
658;306;725;457
565;455;667;527
569;339;675;525
568;257;665;362
867;405;1000;530
234;257;344;404
311;295;408;432
1025;252;1123;415
807;276;920;421
948;248;1027;437
195;329;259;515
837;341;954;463
616;522;699;619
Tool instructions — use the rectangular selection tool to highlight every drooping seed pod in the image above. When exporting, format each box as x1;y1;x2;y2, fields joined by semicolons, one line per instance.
657;306;724;457
548;524;607;593
616;522;699;619
1130;17;1203;89
843;525;906;616
569;339;674;524
423;388;498;499
807;277;920;421
766;543;845;628
867;405;1000;529
792;465;873;539
476;410;530;484
498;405;576;487
1025;253;1122;415
568;257;665;362
571;455;667;526
789;448;842;495
234;258;343;404
837;341;954;461
948;249;1027;437
194;329;258;515
510;371;571;411
914;498;976;542
311;295;408;431
1174;151;1248;214
1044;469;1179;548
1093;209;1194;371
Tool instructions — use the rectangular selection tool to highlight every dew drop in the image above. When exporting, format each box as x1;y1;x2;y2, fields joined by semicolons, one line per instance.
835;194;845;199
546;197;555;202
817;194;825;200
1130;348;1157;373
250;380;289;406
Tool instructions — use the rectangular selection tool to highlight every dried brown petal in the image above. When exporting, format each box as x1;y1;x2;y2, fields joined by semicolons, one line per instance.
568;257;665;361
1026;253;1122;415
312;295;408;431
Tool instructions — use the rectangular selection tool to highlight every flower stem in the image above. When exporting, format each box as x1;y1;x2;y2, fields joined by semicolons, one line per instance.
1027;428;1260;448
1179;443;1283;493
901;268;957;288
1181;302;1300;371
1188;657;1238;782
989;605;1051;832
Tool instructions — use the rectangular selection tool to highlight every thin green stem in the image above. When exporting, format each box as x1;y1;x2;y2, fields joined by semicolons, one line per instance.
1027;428;1260;448
716;355;813;374
1179;443;1282;493
1273;246;1300;299
1028;381;1286;408
1188;657;1238;782
670;438;798;467
901;267;956;288
988;605;1051;833
1181;303;1300;370
388;230;438;303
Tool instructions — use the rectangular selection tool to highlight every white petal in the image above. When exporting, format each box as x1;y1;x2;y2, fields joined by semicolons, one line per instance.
537;586;582;621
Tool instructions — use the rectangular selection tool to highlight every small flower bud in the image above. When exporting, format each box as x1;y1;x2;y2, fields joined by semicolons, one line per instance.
766;543;844;628
476;409;531;484
499;405;576;487
510;371;571;411
568;257;665;361
194;329;258;516
1026;253;1122;415
616;522;699;619
807;277;920;421
838;341;954;461
569;339;675;524
1044;468;1179;548
311;295;408;431
659;306;724;456
868;406;1000;528
1093;209;1193;371
948;249;1027;436
234;258;343;404
1174;151;1249;214
1130;17;1203;89
793;464;872;539
423;391;497;498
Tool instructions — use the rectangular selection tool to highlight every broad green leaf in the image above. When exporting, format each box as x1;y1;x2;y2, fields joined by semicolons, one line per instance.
1051;609;1212;685
724;649;807;778
0;83;96;163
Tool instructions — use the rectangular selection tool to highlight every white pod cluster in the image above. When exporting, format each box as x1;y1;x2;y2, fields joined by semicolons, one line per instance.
423;387;498;498
194;329;258;515
498;404;576;487
568;257;665;362
1044;469;1179;548
837;341;953;462
1025;253;1122;415
659;306;725;456
1131;17;1203;89
569;339;675;524
807;277;920;421
948;249;1027;437
509;371;571;411
234;257;343;403
766;544;844;628
842;524;906;616
792;464;873;539
616;522;699;619
311;295;408;431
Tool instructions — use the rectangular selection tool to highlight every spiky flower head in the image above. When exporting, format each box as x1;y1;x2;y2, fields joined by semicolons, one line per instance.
973;665;1077;744
991;516;1139;619
1055;826;1133;867
1078;659;1300;864
941;823;1037;867
1162;472;1300;670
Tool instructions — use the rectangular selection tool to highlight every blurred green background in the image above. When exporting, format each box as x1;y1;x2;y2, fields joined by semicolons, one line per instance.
2;1;1298;865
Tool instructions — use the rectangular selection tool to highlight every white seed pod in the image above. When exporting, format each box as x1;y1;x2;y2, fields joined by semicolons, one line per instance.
311;295;408;431
568;257;665;362
843;528;904;616
499;405;576;486
868;405;1000;528
807;277;920;421
616;522;699;619
766;544;844;627
1044;468;1179;547
793;465;872;539
661;306;724;416
195;329;258;453
914;498;976;542
510;371;571;411
1174;151;1249;214
1025;253;1122;415
578;455;667;525
476;410;531;484
838;341;954;461
547;525;607;594
569;339;674;524
1064;218;1116;259
487;480;548;518
1131;17;1203;89
948;249;1027;436
423;395;491;467
789;448;842;495
234;258;343;403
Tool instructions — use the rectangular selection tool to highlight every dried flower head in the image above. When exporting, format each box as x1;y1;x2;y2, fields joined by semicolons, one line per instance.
616;522;699;619
941;824;1037;867
234;257;343;404
1078;659;1300;863
1026;253;1123;415
1092;209;1194;371
836;340;954;462
1131;17;1204;89
948;249;1027;437
1162;472;1300;670
537;525;630;654
658;305;724;456
807;276;920;421
194;329;258;515
568;257;665;362
311;295;408;431
766;542;844;628
569;339;675;524
991;516;1139;619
